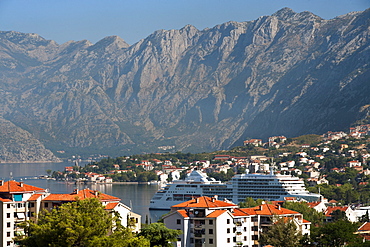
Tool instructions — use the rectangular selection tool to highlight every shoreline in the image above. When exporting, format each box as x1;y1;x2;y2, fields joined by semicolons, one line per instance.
0;160;63;164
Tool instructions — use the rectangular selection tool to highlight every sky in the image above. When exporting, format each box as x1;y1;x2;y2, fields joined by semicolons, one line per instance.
0;0;369;45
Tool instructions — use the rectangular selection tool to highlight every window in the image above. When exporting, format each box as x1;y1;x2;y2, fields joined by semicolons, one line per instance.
6;213;10;218
227;219;230;224
7;232;10;237
7;241;11;246
244;227;247;232
227;228;230;233
30;202;35;208
209;238;213;244
227;238;230;243
244;236;247;241
233;237;236;242
252;235;258;240
209;219;213;225
176;219;181;225
7;222;10;228
209;229;213;234
7;204;10;208
251;226;258;231
45;202;49;208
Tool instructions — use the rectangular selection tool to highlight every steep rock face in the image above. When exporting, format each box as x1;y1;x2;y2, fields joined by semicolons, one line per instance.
0;8;369;158
0;118;60;162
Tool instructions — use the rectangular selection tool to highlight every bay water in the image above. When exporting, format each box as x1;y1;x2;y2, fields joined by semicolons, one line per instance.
0;162;168;223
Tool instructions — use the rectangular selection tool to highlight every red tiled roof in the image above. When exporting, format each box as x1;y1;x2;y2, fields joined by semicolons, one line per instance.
325;206;348;216
0;198;12;202
177;209;189;218
105;202;119;210
307;201;321;208
236;204;300;216
206;210;227;218
233;208;252;217
359;222;370;231
43;189;120;202
171;196;237;209
0;180;45;193
28;194;43;201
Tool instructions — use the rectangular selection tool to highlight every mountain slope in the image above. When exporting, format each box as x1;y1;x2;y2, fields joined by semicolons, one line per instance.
0;8;369;159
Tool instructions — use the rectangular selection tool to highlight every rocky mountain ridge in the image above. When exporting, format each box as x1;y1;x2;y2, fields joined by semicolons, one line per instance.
0;8;369;160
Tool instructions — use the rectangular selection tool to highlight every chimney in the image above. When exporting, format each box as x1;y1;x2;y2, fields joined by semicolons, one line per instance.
214;195;218;201
0;180;3;186
20;182;23;187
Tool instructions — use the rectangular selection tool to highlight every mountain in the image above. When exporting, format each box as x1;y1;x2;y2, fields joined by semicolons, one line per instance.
0;8;369;160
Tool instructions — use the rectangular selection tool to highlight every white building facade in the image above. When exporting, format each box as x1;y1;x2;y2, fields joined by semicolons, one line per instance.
163;196;310;247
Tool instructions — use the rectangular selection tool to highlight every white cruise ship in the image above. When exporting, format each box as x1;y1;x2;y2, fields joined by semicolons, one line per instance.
149;170;321;210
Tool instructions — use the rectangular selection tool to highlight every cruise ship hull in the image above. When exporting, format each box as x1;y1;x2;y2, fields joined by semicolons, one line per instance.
149;171;321;210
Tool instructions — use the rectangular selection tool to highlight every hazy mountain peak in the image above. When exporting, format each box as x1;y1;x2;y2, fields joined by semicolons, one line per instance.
272;7;296;18
93;35;130;49
0;8;369;159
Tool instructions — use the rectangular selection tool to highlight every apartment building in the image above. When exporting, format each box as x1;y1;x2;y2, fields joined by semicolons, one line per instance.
163;196;310;247
0;180;140;247
0;180;47;247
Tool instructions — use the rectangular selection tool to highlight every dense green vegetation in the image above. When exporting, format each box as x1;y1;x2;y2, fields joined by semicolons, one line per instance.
260;217;303;247
16;198;179;247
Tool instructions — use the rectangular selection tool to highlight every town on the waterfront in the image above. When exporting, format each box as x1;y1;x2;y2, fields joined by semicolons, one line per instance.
7;123;364;246
2;1;370;246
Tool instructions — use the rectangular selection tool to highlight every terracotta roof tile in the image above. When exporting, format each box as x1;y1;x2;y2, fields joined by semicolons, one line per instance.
233;208;252;217
28;194;43;201
105;202;119;210
325;206;348;217
234;204;300;216
177;209;189;218
206;210;227;218
43;189;120;202
307;201;321;208
0;180;45;193
359;222;370;231
171;196;237;209
0;198;12;202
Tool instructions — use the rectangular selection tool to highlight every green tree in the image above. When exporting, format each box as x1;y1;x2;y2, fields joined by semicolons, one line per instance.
239;197;264;208
312;219;361;247
18;198;148;247
283;201;324;226
260;217;303;247
45;169;52;176
138;223;181;247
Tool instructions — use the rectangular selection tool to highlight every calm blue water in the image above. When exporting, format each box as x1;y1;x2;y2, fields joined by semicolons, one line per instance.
0;162;168;223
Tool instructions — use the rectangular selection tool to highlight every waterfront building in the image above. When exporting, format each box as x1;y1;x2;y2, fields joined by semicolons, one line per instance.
0;180;140;247
163;196;310;247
